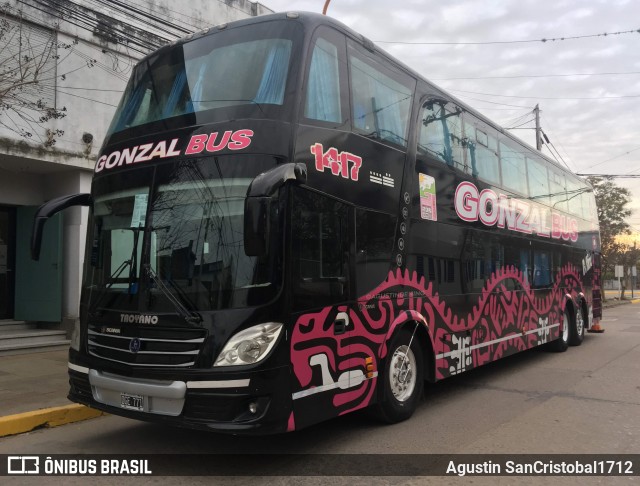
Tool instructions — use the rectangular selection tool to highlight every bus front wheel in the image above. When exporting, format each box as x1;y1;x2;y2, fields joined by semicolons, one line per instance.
373;328;424;423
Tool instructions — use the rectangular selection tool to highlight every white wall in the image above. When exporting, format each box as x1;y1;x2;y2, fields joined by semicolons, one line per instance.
2;0;273;169
0;0;272;321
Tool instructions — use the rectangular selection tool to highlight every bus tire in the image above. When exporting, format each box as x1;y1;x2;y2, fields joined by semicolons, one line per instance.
374;328;424;424
568;303;585;346
548;308;570;352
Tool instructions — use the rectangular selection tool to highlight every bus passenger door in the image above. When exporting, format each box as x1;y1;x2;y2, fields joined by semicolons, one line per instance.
289;186;357;429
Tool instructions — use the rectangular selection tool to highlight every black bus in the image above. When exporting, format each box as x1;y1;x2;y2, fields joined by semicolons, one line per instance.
33;11;602;434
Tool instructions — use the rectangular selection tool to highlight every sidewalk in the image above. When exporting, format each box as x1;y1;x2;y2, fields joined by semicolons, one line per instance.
0;349;104;437
0;349;70;416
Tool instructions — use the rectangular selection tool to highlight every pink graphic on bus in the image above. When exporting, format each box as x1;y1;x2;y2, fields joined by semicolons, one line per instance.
291;263;586;415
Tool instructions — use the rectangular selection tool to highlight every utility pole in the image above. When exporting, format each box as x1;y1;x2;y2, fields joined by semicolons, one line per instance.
534;104;542;151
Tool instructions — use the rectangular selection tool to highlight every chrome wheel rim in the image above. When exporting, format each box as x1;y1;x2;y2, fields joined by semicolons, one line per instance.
389;345;416;402
562;313;570;342
576;308;584;337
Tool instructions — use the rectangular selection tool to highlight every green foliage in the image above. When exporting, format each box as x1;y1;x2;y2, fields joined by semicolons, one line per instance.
586;176;633;279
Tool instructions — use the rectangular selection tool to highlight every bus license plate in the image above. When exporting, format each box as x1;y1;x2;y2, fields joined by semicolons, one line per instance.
120;393;144;411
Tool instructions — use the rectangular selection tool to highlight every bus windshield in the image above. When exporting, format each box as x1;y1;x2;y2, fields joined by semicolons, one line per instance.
84;156;282;314
107;20;300;136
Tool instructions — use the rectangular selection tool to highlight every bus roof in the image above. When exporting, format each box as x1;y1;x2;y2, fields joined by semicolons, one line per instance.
143;11;588;188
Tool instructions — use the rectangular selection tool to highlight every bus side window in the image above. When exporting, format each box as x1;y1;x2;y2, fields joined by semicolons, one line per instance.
565;176;583;217
500;140;528;197
462;232;503;294
355;209;395;295
292;187;350;310
533;250;552;287
527;156;550;206
348;44;415;147
503;242;530;289
465;120;500;185
581;187;595;221
304;36;343;124
549;168;568;213
418;101;464;171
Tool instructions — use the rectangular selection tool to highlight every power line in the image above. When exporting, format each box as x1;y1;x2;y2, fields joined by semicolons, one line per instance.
124;0;208;31
55;88;118;107
19;0;165;55
13;7;135;82
57;85;123;92
575;174;640;178
581;146;640;171
450;93;535;109
374;27;640;46
541;129;572;171
502;109;535;127
37;84;119;107
432;70;640;81
90;0;191;36
449;88;640;101
505;118;535;129
541;114;576;171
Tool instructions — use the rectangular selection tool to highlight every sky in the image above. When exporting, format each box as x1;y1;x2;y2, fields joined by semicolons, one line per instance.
262;0;640;234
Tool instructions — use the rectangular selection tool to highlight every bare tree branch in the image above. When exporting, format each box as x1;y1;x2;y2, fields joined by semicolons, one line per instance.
0;2;91;146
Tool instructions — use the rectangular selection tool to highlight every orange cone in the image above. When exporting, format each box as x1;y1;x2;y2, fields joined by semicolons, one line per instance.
588;317;605;333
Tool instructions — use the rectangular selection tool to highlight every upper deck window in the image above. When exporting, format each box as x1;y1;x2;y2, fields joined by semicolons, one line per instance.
527;156;550;206
549;168;568;212
305;37;343;123
418;100;465;171
107;21;299;136
348;45;414;147
500;140;528;196
465;121;500;185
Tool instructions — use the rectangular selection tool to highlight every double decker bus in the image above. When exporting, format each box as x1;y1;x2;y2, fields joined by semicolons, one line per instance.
32;11;602;434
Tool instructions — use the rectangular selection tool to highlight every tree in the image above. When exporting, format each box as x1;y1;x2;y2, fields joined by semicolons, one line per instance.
0;3;70;146
586;176;632;283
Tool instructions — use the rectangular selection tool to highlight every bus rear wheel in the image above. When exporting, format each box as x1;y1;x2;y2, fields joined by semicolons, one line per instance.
568;304;585;346
373;328;424;423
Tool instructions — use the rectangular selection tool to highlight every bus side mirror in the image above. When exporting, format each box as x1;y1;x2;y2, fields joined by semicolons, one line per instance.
244;163;307;257
244;197;271;257
32;193;92;261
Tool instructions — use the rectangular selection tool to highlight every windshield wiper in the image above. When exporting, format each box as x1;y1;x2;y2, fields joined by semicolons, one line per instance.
88;228;141;317
88;258;132;317
144;264;202;324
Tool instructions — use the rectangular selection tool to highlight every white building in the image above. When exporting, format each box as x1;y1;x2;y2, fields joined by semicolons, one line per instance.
0;0;271;348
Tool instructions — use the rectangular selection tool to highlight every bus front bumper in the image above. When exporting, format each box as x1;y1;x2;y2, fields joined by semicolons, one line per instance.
67;359;292;435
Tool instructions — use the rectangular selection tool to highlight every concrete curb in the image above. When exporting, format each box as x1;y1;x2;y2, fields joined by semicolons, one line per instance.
602;298;640;309
0;404;106;438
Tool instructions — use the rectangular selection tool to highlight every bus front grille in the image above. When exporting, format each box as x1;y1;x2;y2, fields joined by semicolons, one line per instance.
87;327;206;368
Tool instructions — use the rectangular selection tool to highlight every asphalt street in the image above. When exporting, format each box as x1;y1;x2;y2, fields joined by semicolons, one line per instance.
1;302;639;485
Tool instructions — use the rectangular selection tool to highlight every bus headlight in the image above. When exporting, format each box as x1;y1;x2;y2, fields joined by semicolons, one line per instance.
214;323;283;367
